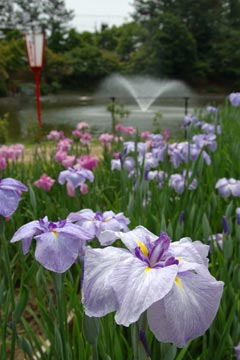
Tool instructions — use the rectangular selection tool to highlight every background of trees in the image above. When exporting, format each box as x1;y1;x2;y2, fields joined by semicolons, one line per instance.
0;0;240;96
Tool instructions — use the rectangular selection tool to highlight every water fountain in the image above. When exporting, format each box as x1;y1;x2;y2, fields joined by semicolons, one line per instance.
96;74;194;112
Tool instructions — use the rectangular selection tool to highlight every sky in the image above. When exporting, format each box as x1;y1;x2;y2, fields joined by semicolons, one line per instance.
64;0;134;33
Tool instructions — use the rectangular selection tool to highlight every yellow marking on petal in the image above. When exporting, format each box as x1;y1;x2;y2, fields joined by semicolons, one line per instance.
136;240;148;257
176;257;183;262
52;231;58;237
104;217;112;222
145;266;151;273
175;276;183;289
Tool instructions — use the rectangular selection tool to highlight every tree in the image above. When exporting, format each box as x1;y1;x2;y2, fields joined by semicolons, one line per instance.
42;0;74;52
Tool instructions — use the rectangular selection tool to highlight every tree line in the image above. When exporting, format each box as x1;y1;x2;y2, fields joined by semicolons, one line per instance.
0;0;239;96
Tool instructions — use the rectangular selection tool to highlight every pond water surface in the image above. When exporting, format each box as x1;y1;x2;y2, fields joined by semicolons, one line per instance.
0;94;226;142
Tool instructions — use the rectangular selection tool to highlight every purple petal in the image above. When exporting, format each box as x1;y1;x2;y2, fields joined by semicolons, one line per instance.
114;260;178;326
0;178;28;192
67;209;95;222
147;270;224;347
82;246;124;317
169;238;209;267
10;220;40;254
98;226;157;249
0;189;22;217
34;231;83;273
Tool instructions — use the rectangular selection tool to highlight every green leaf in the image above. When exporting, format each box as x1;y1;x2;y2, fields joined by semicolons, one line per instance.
12;285;29;323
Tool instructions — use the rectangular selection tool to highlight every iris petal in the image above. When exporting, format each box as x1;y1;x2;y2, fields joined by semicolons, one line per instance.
147;269;224;348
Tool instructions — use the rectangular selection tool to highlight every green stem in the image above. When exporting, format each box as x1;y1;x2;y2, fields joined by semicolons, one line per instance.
91;343;99;360
0;218;16;360
54;273;68;360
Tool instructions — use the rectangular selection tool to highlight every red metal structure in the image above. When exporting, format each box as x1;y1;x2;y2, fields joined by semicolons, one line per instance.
25;32;45;132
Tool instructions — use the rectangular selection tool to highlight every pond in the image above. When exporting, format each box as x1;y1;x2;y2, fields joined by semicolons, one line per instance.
0;94;226;142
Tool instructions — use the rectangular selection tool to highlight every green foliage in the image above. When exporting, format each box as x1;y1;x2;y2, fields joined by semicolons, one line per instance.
1;103;240;359
152;111;162;133
0;0;239;94
0;113;9;144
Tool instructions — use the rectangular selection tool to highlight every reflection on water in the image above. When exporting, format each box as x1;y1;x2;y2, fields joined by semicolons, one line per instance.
0;94;225;142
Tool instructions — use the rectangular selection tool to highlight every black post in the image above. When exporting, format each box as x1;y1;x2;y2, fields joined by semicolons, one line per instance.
184;97;189;115
110;96;116;135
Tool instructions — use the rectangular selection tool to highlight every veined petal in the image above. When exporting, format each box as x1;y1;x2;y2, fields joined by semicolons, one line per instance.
0;189;21;217
67;209;95;222
82;246;126;317
0;178;28;192
57;223;93;241
114;262;178;326
99;225;157;250
147;270;224;348
34;232;82;273
169;238;209;267
10;220;41;253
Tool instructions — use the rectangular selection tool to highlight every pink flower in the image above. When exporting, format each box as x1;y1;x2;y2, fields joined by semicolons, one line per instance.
34;174;55;192
57;138;73;152
163;129;170;140
99;133;114;146
123;126;136;136
72;129;82;138
0;156;7;170
0;144;25;160
54;150;67;163
115;124;124;132
80;183;88;194
76;155;99;170
66;181;75;197
77;122;90;131
113;152;120;159
0;145;8;157
47;130;65;141
80;133;92;146
140;131;151;140
61;155;76;168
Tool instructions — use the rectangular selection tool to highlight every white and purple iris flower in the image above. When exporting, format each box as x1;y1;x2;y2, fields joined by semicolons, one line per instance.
58;168;94;196
215;178;240;198
10;216;92;273
82;226;224;348
0;177;28;217
67;209;130;240
229;92;240;107
169;171;198;194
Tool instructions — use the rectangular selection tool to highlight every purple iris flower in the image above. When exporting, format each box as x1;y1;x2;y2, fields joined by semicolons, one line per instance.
183;114;199;128
10;216;92;273
192;134;217;152
58;168;94;188
146;170;166;188
215;178;240;198
168;143;184;168
67;209;130;240
169;171;198;194
236;208;240;225
234;343;240;360
0;177;28;217
123;141;148;155
229;92;240;106
208;233;223;250
58;168;94;196
206;106;218;114
222;216;230;235
201;122;221;135
138;152;159;171
82;226;224;348
180;143;211;165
